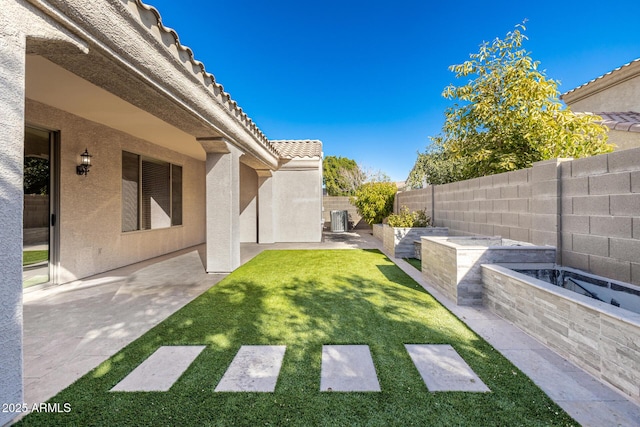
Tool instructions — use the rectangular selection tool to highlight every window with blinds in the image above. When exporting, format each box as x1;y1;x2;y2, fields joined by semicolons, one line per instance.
122;151;183;232
171;164;183;226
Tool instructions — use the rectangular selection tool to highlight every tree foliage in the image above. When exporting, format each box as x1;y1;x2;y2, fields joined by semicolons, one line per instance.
324;156;392;195
360;166;392;184
323;156;363;196
24;157;49;195
387;206;431;227
405;144;468;188
410;23;612;183
350;182;396;225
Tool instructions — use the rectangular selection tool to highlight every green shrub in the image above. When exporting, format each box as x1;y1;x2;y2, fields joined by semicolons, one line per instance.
350;182;396;225
387;206;431;227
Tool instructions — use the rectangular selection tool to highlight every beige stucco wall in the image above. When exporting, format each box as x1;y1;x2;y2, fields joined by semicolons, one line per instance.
1;1;94;422
240;163;258;243
0;8;29;423
272;159;323;242
566;74;640;113
562;61;640;150
26;99;206;283
607;129;640;151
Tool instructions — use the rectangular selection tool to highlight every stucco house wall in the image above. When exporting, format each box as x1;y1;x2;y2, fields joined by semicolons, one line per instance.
561;58;640;150
272;159;323;242
606;128;640;151
0;12;27;423
562;58;640;112
1;2;88;419
26;99;206;283
240;163;259;243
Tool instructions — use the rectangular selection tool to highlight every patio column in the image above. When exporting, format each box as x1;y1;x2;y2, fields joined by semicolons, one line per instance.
198;137;243;273
0;30;25;426
257;170;275;244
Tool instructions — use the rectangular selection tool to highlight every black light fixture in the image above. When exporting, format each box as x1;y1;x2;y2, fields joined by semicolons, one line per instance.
76;148;92;176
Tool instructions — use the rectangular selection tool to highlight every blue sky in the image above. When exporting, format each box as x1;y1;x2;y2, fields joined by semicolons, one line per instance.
147;0;640;181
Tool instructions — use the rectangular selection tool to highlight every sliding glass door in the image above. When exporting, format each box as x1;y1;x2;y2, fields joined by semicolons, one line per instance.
23;126;57;287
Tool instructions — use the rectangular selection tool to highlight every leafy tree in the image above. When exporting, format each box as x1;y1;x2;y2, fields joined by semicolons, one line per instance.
360;166;392;184
406;143;468;188
324;156;391;195
24;157;49;195
350;182;396;225
323;156;364;196
436;22;612;179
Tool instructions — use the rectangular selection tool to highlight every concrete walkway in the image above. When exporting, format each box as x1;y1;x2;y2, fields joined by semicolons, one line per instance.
22;246;223;406
21;231;640;426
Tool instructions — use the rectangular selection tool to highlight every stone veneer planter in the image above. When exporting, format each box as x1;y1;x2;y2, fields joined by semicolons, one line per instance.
382;224;448;258
421;236;556;306
482;263;640;405
372;223;384;241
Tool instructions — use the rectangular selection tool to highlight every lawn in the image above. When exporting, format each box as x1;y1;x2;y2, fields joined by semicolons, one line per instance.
18;249;576;426
23;250;48;266
404;257;422;271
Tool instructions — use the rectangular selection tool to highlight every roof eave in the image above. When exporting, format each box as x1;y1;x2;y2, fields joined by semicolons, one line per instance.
561;58;640;105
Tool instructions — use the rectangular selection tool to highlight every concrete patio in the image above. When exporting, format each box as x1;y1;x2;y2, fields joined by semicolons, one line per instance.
20;231;640;426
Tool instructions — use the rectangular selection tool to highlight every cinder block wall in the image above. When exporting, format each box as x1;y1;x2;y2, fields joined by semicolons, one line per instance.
394;187;433;220
322;196;367;229
433;167;536;242
560;149;640;284
24;194;49;228
396;148;640;285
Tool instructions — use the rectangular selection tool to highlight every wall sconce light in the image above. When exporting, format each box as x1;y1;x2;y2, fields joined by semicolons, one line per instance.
76;148;92;176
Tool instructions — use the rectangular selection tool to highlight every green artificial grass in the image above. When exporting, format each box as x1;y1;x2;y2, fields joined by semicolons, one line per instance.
23;250;48;266
18;249;577;426
403;257;422;271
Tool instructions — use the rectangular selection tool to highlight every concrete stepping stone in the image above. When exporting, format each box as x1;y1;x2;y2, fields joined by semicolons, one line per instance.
215;345;286;392
405;344;490;392
111;345;206;392
320;345;381;392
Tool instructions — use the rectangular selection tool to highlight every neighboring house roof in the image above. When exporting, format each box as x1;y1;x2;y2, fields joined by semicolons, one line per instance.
594;112;640;133
561;58;640;101
270;140;323;159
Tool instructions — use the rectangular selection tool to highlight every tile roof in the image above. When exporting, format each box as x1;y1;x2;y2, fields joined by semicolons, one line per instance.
134;1;278;157
562;58;640;97
592;112;640;133
269;140;323;159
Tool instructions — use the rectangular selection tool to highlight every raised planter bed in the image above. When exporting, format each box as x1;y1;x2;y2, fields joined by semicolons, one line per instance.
421;236;556;306
372;223;384;241
413;240;422;260
382;224;448;258
482;263;640;405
